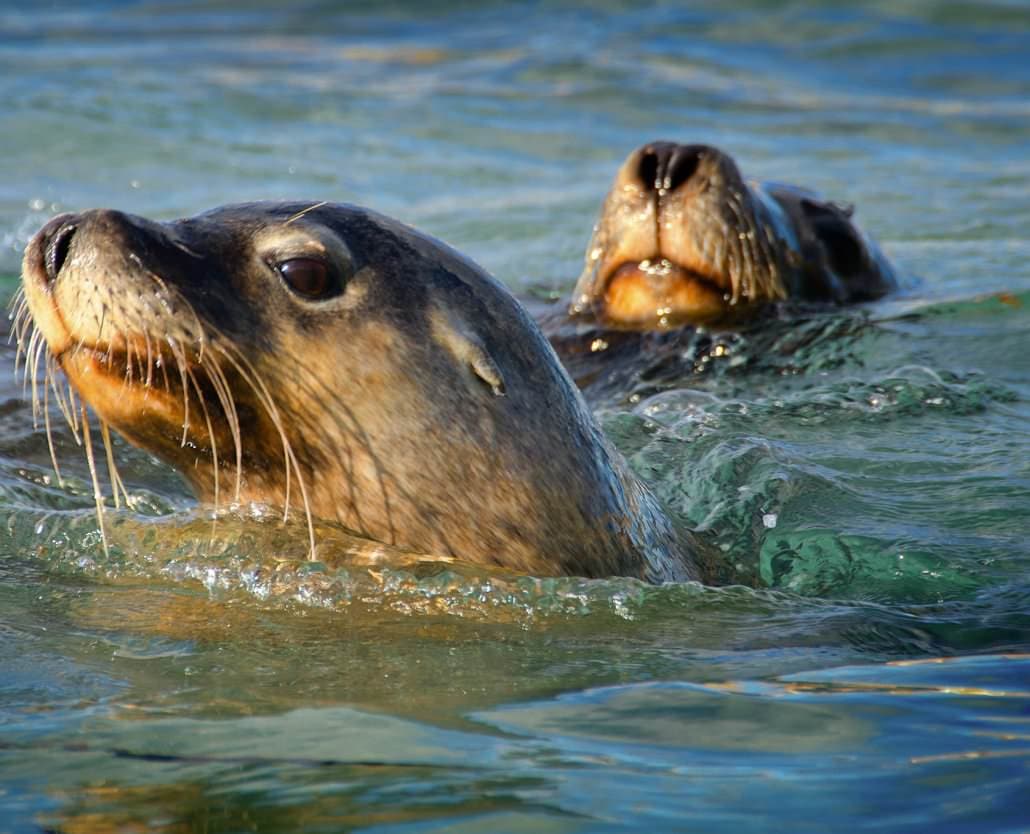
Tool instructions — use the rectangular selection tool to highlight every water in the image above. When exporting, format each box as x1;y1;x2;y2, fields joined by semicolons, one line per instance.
1;1;1029;831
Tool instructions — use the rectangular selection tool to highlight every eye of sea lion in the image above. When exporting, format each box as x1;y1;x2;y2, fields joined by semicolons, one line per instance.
274;256;341;300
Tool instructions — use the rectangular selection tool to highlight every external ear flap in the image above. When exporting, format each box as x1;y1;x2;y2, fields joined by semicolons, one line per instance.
801;199;865;278
465;342;506;396
429;308;506;397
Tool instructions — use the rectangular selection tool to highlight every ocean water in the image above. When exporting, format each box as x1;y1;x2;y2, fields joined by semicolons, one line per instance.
1;1;1029;831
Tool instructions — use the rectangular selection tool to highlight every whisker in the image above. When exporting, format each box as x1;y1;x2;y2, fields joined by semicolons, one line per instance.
124;335;135;386
186;366;220;544
159;353;171;392
28;331;46;426
100;421;129;509
203;354;243;503
154;286;240;504
96;302;108;345
46;353;75;438
64;380;83;445
42;381;65;488
51;381;78;441
725;193;751;303
22;326;40;395
8;288;27;340
143;330;155;390
10;291;32;364
185;366;219;505
166;337;191;447
731;189;784;302
212;341;317;560
79;404;110;558
285;201;328;225
7;285;26;327
145;270;207;359
214;343;291;516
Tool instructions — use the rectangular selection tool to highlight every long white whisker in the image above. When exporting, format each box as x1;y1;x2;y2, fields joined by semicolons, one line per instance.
100;421;129;509
43;381;65;488
46;353;73;437
96;302;107;345
211;341;316;560
65;381;83;443
27;329;44;424
167;337;191;447
185;367;218;505
186;366;221;546
79;404;110;558
203;354;243;503
143;329;155;391
23;327;40;393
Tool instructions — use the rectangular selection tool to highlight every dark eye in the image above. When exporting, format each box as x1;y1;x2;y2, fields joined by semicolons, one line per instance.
276;257;337;300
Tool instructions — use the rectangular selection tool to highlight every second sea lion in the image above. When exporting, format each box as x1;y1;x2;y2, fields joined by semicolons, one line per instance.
568;142;899;330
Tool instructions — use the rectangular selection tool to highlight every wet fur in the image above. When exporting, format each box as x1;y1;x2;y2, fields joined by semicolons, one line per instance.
568;143;898;328
18;202;699;583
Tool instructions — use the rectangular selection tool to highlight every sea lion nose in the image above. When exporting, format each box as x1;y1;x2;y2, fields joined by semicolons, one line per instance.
635;143;709;193
37;213;80;285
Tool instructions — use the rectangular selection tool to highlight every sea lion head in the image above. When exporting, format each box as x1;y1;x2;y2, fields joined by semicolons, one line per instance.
569;142;897;329
19;202;696;582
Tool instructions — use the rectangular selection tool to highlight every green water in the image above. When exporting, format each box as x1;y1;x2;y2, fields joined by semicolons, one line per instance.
1;2;1028;831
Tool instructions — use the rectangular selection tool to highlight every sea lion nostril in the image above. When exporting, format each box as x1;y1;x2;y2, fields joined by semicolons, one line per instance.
666;148;702;191
634;143;701;192
44;223;77;284
637;149;661;191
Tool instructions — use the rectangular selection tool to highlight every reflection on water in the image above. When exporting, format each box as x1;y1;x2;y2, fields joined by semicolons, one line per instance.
1;0;1029;831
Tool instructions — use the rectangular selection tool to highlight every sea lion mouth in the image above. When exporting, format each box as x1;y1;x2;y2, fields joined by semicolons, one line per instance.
58;340;187;387
56;339;198;415
52;336;252;468
598;258;733;329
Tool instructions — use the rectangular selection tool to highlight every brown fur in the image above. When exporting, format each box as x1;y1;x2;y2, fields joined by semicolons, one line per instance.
19;203;698;583
570;142;899;329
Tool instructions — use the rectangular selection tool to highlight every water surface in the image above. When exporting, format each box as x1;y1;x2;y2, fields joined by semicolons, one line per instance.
1;2;1028;831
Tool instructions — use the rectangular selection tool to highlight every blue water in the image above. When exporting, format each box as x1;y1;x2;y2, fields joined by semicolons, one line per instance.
1;2;1029;831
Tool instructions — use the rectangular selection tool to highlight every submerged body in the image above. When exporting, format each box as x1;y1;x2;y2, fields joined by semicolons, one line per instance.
18;202;698;583
568;142;899;329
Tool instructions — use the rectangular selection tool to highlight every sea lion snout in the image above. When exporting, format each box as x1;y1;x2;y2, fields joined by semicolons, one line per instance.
29;208;181;291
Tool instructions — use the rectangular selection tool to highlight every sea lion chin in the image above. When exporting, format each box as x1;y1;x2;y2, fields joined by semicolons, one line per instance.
569;142;899;329
19;201;699;583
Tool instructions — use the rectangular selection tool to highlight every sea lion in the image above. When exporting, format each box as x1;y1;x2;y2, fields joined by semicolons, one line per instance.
568;142;899;329
17;202;698;583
